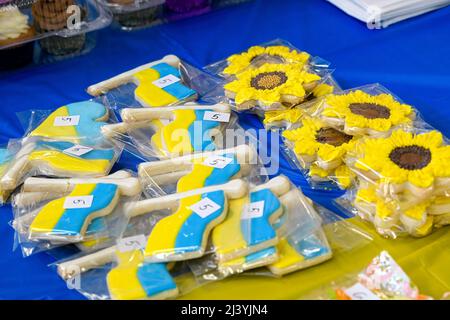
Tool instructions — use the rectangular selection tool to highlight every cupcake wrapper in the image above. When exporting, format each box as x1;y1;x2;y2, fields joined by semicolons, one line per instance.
114;5;162;28
34;22;86;56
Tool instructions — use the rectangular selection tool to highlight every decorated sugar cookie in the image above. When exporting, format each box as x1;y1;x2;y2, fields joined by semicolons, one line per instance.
263;107;304;129
355;185;450;237
102;104;230;157
283;117;356;171
107;250;178;300
29;101;109;145
353;129;450;201
223;45;310;76
0;140;117;192
212;176;290;262
224;64;321;110
317;90;415;137
28;183;120;241
87;55;197;108
125;180;248;262
268;231;331;276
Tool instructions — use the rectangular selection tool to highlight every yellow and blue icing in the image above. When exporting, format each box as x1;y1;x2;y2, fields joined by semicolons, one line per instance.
241;189;281;246
220;247;277;271
144;190;227;260
0;148;11;176
30;183;118;238
212;189;281;260
107;249;177;300
30;101;108;145
151;109;222;154
176;153;240;192
133;63;197;107
30;141;115;175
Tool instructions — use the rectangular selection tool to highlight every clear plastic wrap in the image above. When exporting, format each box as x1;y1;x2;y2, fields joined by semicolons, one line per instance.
0;137;123;196
87;54;223;111
137;144;266;197
336;127;450;238
281;116;357;190
11;170;142;256
0;143;14;205
187;176;329;280
17;99;117;147
0;0;112;71
101;102;240;159
302;251;434;300
310;83;417;138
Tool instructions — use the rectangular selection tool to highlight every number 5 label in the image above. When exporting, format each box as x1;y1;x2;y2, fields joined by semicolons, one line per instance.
54;115;80;126
117;234;147;252
63;195;94;209
190;197;221;218
203;155;233;169
152;74;180;88
241;201;265;219
203;111;230;123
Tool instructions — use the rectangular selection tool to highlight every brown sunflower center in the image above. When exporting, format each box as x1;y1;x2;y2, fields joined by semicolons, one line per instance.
251;71;288;90
348;103;391;119
389;145;432;170
315;128;353;147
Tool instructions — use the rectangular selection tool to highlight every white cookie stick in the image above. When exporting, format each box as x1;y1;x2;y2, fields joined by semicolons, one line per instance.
101;121;154;139
138;144;256;177
126;179;248;218
87;55;181;96
121;103;231;123
0;141;36;190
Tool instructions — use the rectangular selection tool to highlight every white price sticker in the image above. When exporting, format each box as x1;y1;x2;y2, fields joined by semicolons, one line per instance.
117;234;147;252
63;145;93;156
63;195;94;209
241;201;265;219
190;197;221;218
152;74;180;88
54;115;80;126
203;111;230;123
203;155;233;169
344;283;380;300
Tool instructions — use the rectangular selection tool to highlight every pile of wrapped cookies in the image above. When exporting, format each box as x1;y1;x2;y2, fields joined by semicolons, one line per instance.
0;39;448;300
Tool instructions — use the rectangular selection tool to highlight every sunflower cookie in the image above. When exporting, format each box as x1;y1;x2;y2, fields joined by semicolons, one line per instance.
353;129;450;204
354;185;450;237
317;90;415;138
223;45;311;76
263;108;304;129
224;64;321;111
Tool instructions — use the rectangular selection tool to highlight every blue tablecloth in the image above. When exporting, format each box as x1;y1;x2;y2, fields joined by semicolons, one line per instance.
0;0;449;299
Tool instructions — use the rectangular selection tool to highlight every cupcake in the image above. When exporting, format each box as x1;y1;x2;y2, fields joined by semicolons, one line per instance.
32;0;86;56
165;0;211;21
107;0;165;29
0;4;35;70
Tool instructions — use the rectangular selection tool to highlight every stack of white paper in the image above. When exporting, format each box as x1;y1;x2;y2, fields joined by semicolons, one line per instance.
328;0;450;28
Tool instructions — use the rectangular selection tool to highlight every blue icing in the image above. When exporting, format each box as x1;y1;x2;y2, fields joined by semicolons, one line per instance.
35;141;115;161
0;148;11;166
241;189;281;246
53;184;118;237
85;217;107;235
203;154;240;186
137;262;177;298
174;191;225;255
295;233;329;260
66;101;107;144
245;247;276;263
150;63;197;100
188;110;221;152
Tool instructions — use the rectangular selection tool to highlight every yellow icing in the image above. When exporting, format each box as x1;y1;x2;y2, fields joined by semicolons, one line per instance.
144;194;202;258
107;250;147;300
413;215;434;237
29;151;110;174
134;69;179;107
212;196;249;258
151;109;196;154
30;184;96;234
269;238;305;270
176;164;214;192
29;106;78;141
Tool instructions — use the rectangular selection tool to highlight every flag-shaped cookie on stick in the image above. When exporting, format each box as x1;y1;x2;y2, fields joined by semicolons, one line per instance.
102;103;231;157
87;55;198;107
13;171;141;242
